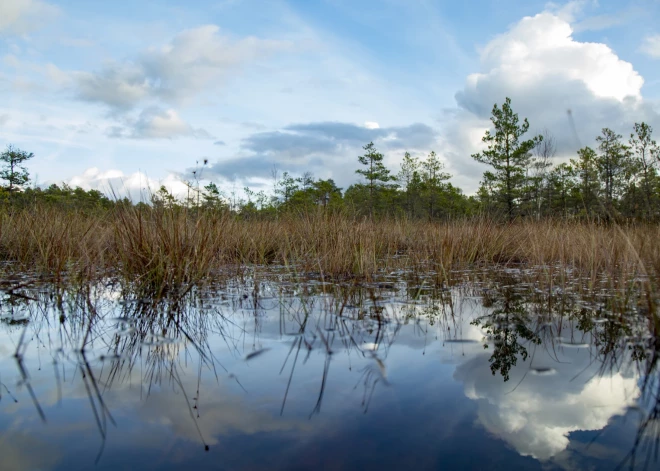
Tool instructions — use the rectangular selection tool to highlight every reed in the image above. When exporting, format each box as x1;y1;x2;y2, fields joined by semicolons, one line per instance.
1;204;658;293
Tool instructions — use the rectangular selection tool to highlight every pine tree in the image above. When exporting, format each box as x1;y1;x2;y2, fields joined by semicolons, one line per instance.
398;152;421;218
629;122;659;220
0;145;34;193
420;151;450;219
471;98;542;221
570;147;600;219
356;142;393;216
596;128;631;220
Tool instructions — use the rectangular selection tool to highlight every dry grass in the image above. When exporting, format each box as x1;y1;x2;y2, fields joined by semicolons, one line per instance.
0;204;658;294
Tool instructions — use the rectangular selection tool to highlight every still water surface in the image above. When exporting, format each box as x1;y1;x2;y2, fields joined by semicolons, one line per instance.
0;270;657;470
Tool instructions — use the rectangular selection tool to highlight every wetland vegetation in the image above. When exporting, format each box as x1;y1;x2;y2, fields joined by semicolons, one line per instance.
1;98;659;470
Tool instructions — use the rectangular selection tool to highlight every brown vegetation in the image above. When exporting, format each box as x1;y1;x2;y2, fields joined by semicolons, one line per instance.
0;204;658;295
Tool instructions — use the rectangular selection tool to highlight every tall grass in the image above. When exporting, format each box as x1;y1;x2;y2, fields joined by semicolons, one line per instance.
0;204;658;293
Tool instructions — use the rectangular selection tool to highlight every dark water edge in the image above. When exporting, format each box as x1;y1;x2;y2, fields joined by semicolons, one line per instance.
0;268;658;471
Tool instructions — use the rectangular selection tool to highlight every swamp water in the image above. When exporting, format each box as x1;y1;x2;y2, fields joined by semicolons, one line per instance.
0;269;658;470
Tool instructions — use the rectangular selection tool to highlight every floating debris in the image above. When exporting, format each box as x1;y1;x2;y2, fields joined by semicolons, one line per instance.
98;354;123;362
245;348;271;361
530;367;557;376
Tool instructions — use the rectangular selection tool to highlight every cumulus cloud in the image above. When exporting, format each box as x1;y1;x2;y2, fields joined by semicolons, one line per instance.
66;167;190;201
74;25;291;111
198;8;659;192
458;12;642;107
640;34;660;59
445;9;659;191
107;107;214;140
454;344;639;461
0;0;59;35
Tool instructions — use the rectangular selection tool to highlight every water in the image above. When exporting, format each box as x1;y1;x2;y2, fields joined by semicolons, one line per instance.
0;271;657;470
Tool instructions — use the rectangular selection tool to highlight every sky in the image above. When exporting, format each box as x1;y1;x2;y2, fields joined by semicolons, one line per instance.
1;0;660;198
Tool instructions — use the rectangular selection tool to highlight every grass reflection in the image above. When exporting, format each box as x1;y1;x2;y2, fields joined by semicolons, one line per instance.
0;268;658;469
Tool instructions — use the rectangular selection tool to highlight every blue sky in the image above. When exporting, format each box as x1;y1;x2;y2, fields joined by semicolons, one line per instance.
1;0;659;197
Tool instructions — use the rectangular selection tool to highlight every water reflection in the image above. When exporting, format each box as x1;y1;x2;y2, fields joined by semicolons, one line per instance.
0;271;657;470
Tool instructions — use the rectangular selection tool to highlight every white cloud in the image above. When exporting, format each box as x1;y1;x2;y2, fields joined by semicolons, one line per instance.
74;25;292;111
640;34;660;59
469;13;642;103
0;0;59;35
364;121;380;129
0;114;9;126
446;9;658;192
67;167;191;201
111;107;215;140
454;346;639;461
140;25;291;102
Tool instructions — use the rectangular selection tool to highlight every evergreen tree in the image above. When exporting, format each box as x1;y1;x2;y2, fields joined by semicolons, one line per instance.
398;152;421;218
546;163;575;218
356;142;394;216
297;171;315;191
420;151;451;219
275;171;299;206
202;182;226;211
476;171;498;216
151;185;177;210
570;147;600;219
471;98;542;221
629;122;659;220
311;179;342;209
0;145;34;192
596;128;631;220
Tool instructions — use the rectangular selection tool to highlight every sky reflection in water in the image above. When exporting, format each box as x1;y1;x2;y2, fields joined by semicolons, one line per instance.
0;272;656;470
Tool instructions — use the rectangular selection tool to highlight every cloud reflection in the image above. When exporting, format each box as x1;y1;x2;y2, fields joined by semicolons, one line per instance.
454;346;639;460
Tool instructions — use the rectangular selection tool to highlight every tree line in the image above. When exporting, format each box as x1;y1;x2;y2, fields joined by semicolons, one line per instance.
2;97;658;221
